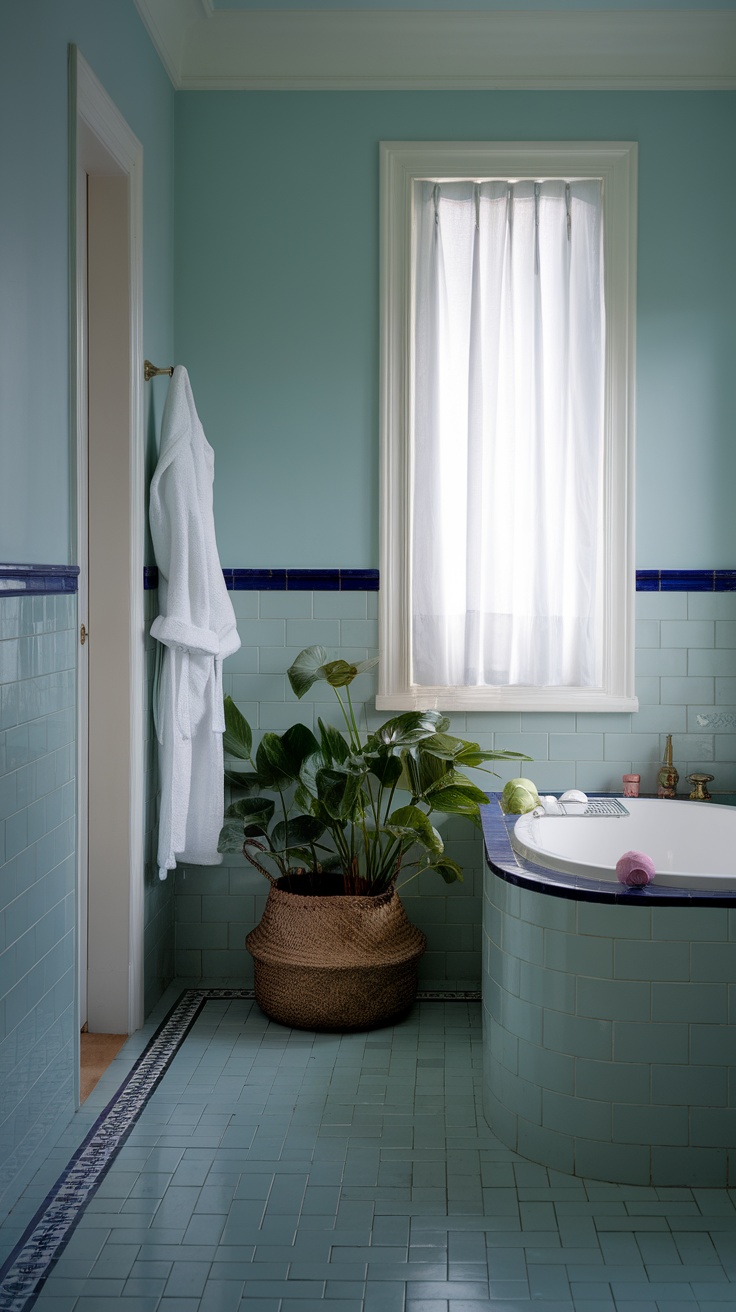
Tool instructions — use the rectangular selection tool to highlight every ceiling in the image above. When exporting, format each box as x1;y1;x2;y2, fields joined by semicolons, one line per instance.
133;0;736;90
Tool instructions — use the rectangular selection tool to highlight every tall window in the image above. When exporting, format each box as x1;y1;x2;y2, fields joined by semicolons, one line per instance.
379;142;638;713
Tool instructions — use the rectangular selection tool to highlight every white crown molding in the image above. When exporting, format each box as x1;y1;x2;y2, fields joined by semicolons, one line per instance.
133;0;203;86
134;4;736;91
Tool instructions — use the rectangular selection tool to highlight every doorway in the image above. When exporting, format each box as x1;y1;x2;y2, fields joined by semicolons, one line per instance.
72;48;145;1098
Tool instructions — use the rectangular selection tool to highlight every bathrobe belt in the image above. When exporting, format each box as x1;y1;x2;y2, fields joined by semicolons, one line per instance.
150;614;227;739
174;650;225;740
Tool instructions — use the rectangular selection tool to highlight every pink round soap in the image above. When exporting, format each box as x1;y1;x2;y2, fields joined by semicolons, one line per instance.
616;850;656;887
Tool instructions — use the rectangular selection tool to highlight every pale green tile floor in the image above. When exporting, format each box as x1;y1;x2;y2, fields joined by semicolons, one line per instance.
2;988;736;1311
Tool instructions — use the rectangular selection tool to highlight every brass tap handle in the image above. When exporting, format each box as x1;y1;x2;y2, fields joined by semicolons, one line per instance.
687;772;714;801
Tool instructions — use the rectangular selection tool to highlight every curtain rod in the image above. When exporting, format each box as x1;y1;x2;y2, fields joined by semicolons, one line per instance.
144;360;174;382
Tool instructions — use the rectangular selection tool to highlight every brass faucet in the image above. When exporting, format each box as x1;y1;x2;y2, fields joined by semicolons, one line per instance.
687;772;714;801
657;734;678;798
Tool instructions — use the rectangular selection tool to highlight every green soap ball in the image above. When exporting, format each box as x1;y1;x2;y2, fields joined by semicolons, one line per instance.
500;777;541;815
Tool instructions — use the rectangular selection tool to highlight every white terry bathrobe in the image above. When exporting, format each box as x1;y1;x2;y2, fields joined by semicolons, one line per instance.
149;366;240;880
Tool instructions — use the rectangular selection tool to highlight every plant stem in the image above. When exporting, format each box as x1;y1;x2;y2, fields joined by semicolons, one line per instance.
332;687;357;749
363;774;381;880
395;863;423;890
346;685;362;751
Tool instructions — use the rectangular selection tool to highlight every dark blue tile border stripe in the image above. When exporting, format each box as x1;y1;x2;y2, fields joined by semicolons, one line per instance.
149;568;736;594
149;569;736;594
225;568;380;591
0;565;79;597
636;570;736;592
4;565;736;598
145;567;380;591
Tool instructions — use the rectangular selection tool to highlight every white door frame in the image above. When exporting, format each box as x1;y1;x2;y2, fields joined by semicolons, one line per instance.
71;47;145;1061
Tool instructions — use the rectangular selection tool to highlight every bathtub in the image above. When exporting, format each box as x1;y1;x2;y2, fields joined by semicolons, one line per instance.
511;797;736;890
481;793;736;1188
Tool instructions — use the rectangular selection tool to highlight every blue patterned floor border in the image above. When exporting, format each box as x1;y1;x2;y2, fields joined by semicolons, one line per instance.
0;988;249;1311
0;985;479;1310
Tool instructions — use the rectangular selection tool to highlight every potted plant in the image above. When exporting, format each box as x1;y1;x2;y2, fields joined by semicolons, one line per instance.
219;645;528;1030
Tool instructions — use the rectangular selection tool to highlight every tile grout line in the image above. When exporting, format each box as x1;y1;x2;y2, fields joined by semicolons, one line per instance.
0;988;244;1311
0;988;479;1310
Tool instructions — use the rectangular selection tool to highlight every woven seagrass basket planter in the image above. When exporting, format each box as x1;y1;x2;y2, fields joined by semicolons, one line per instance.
246;878;426;1031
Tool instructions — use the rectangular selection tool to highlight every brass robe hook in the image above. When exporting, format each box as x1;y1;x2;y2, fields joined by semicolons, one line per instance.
144;360;174;382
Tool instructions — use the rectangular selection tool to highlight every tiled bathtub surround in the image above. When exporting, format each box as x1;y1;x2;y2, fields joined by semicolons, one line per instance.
482;866;736;1187
0;594;77;1198
175;587;736;988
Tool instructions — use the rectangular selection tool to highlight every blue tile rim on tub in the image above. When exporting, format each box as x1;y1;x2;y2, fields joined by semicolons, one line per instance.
481;792;736;907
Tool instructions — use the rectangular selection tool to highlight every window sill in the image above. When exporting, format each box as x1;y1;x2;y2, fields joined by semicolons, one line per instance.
376;688;639;714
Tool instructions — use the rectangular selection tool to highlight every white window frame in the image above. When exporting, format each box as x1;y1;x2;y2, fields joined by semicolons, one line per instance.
378;140;638;713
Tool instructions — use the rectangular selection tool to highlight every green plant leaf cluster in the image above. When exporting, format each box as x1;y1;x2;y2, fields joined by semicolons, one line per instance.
218;645;531;893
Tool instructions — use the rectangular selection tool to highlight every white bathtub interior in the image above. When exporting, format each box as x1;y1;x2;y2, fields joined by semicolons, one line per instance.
511;796;736;888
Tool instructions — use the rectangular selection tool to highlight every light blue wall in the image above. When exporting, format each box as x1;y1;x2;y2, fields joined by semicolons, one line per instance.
0;0;175;1207
174;90;736;569
173;86;736;990
0;0;175;564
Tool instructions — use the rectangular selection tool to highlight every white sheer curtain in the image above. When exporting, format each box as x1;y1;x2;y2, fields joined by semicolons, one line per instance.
412;178;605;689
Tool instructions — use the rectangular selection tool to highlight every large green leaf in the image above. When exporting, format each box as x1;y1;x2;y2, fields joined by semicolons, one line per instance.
252;724;319;789
224;769;261;792
225;796;275;831
455;744;533;768
369;748;404;787
294;782;318;815
426;771;490;806
342;751;370;779
223;695;253;761
316;766;364;822
217;819;248;854
372;710;449;753
321;657;378;688
405;747;453;798
318;718;350;765
310;797;342;831
270;815;326;854
288;645;378;698
387;804;444;855
280;722;321;775
299;749;330;800
426;783;488;823
418;732;465;760
424;855;464;885
287;646;329;698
